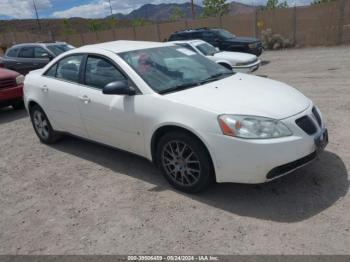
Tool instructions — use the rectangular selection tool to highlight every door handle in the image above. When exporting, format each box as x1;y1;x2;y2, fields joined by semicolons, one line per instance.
78;95;91;104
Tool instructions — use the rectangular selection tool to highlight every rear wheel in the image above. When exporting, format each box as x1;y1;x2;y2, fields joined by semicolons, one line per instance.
156;131;214;193
30;105;61;144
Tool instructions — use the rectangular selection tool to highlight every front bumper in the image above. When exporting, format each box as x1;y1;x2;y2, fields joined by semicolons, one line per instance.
205;104;327;184
232;60;261;73
0;84;23;105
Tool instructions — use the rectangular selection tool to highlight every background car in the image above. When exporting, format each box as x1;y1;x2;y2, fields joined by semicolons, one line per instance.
168;28;263;56
172;39;261;73
0;67;25;109
2;42;74;75
24;41;327;193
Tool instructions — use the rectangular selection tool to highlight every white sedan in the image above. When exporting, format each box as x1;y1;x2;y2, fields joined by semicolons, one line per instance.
171;39;261;73
24;40;328;193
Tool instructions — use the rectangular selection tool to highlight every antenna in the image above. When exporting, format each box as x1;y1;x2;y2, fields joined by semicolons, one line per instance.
190;0;196;19
108;0;113;16
32;0;41;31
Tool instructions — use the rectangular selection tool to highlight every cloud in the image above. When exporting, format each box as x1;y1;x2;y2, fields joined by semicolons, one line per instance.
52;0;110;18
0;0;52;19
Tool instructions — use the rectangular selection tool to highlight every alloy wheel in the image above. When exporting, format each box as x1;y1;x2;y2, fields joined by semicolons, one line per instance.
33;110;50;140
161;140;201;186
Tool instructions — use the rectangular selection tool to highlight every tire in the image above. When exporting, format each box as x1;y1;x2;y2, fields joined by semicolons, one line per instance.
12;101;24;110
156;131;214;193
29;105;61;144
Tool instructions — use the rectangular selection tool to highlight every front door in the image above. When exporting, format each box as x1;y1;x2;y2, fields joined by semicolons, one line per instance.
77;55;145;156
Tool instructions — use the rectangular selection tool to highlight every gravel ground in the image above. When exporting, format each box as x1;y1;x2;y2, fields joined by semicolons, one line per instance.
0;46;349;255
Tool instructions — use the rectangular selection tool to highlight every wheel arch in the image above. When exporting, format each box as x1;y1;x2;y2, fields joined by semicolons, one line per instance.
217;61;233;70
150;124;216;180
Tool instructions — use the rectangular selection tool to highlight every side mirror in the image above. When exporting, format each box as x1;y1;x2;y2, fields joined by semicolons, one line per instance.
41;53;53;61
103;80;136;96
215;47;220;52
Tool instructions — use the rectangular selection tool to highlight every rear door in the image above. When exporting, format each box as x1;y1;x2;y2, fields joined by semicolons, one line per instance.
33;47;51;69
41;54;88;138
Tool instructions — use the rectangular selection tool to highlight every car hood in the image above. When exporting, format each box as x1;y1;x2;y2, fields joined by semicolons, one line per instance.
213;51;257;64
164;73;310;119
0;68;19;79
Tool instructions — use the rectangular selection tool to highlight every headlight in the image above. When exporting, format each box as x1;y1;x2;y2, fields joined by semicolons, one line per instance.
248;43;257;49
16;75;25;85
218;115;292;139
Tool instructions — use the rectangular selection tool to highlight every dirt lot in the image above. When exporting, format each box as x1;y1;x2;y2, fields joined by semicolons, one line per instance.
0;46;349;255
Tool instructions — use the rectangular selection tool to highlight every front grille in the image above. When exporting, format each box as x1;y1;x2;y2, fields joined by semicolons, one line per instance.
312;107;322;127
266;151;317;179
0;78;16;89
295;115;317;135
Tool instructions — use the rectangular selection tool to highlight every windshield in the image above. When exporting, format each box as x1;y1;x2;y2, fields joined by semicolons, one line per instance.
119;46;233;94
215;29;236;39
195;43;219;56
46;44;75;56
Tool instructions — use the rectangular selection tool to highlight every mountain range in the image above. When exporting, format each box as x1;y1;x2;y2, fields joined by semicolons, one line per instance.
109;2;258;21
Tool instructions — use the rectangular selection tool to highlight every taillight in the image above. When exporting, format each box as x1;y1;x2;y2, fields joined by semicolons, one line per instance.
0;62;4;68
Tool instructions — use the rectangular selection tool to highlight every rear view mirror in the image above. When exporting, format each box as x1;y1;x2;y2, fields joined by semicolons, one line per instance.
103;81;136;96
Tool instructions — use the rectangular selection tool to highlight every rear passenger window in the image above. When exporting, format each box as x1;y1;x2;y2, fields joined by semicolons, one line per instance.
6;48;19;57
84;56;126;89
19;47;34;58
56;55;83;83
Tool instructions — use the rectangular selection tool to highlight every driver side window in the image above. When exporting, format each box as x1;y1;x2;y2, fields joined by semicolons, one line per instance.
84;56;126;89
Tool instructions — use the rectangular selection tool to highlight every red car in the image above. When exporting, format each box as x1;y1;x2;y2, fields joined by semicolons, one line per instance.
0;64;25;109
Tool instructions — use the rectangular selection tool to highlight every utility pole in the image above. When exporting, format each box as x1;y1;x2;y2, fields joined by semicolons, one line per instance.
190;0;196;19
108;0;113;16
32;0;41;31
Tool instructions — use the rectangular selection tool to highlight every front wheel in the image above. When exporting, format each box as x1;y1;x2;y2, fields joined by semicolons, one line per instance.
30;105;61;144
156;131;214;193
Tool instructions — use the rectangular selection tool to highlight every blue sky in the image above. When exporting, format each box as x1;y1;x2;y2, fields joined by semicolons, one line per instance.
0;0;312;20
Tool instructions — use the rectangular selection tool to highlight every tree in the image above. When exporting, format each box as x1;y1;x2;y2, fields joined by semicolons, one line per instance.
88;20;103;32
61;19;76;36
202;0;230;17
131;18;150;27
265;0;289;9
170;6;185;21
312;0;336;5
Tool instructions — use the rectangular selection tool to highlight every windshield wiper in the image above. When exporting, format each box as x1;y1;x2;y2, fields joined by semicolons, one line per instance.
200;71;234;85
158;82;200;95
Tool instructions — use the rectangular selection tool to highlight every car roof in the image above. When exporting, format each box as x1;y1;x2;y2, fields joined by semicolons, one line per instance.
173;28;218;34
77;40;174;53
8;42;67;49
170;39;205;45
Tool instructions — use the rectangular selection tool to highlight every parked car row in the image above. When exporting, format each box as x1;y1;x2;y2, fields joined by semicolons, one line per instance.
23;40;328;193
0;28;263;111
